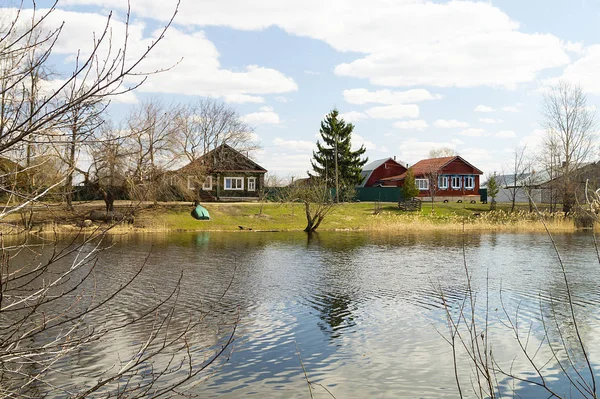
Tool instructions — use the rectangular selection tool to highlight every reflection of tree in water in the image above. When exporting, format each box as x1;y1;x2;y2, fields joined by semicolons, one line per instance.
312;291;356;341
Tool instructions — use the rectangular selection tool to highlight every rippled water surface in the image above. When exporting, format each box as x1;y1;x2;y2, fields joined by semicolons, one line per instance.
24;231;600;397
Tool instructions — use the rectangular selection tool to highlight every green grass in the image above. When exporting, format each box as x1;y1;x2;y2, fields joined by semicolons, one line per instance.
133;200;570;233
144;202;381;231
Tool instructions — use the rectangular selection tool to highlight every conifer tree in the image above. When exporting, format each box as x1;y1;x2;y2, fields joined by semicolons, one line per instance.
310;109;367;200
402;168;419;200
487;173;499;210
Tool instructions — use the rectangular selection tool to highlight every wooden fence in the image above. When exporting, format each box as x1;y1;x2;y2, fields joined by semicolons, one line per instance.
398;198;422;211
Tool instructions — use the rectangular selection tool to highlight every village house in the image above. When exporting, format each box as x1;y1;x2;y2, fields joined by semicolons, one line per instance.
358;157;408;187
379;155;483;201
175;144;267;201
489;161;600;208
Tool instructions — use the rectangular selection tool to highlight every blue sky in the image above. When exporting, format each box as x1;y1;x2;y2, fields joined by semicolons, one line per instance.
22;0;600;179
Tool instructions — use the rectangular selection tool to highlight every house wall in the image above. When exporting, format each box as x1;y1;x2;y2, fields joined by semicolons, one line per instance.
392;174;480;197
365;161;407;187
494;187;547;203
210;172;265;199
424;175;480;197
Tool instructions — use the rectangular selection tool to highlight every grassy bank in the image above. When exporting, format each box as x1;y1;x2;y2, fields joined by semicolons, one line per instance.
1;200;580;234
115;201;577;233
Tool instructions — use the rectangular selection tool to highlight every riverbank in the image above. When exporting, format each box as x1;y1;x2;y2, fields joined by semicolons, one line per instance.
1;200;585;234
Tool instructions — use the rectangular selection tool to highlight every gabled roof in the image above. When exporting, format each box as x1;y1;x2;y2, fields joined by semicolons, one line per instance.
381;156;483;181
359;157;406;187
178;144;267;173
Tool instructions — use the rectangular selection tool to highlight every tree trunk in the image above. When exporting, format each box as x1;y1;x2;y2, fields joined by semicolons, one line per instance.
64;122;78;211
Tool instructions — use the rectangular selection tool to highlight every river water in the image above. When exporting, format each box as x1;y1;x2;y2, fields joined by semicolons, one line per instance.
13;231;600;398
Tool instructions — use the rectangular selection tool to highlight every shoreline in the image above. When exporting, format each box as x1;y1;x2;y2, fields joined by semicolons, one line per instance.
1;200;591;235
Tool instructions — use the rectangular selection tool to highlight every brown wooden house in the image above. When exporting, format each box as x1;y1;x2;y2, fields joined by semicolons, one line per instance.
176;144;267;201
380;156;483;200
359;157;408;187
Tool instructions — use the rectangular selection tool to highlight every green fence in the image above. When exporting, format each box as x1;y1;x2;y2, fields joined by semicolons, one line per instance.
264;186;403;203
355;187;403;202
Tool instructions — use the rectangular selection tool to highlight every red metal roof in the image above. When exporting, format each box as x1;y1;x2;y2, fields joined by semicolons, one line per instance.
380;156;483;181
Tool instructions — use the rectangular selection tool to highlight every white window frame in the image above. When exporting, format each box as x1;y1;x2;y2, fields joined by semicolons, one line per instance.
451;176;462;189
187;175;195;190
438;176;448;189
247;177;256;191
415;178;429;191
224;177;244;190
464;176;474;190
202;176;213;191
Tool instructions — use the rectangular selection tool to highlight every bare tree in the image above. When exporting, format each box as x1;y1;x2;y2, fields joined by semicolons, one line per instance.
537;133;562;211
286;178;334;233
0;2;239;397
503;145;529;212
125;99;177;203
173;99;256;164
58;84;107;209
428;147;457;158
88;122;130;211
424;166;440;210
542;80;597;214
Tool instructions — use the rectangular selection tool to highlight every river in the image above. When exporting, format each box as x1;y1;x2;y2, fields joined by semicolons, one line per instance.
9;231;600;398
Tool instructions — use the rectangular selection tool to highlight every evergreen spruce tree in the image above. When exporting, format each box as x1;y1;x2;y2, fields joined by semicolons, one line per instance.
310;109;367;201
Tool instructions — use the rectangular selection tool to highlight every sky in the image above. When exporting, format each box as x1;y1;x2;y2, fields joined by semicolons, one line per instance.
14;0;600;179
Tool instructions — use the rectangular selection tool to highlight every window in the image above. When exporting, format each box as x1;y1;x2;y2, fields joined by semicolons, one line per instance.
202;176;213;191
451;176;461;189
438;176;448;189
224;177;244;190
187;176;196;190
247;177;256;191
464;176;474;190
415;178;429;190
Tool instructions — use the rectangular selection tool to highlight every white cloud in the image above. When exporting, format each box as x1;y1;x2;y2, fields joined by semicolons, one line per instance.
479;118;503;124
365;104;419;119
563;41;585;54
242;108;281;125
352;133;377;151
459;128;485;137
520;128;546;148
398;139;458;164
261;153;312;176
502;106;520;112
224;94;265;104
474;105;494;113
19;8;298;99
339;111;368;123
434;119;470;128
393;120;428;130
460;147;498;175
495;130;516;138
272;138;314;152
343;88;441;105
274;96;291;103
259;106;274;112
67;0;570;89
556;45;600;95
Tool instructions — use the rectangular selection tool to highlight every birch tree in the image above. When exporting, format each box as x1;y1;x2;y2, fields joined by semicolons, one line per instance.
542;81;597;213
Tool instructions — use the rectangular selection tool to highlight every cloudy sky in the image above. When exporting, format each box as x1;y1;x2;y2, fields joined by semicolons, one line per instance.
22;0;600;178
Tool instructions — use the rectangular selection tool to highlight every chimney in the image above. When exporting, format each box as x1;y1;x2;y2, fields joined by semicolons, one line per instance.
393;155;396;161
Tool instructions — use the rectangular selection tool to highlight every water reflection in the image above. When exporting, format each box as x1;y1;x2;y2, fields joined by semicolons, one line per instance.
10;230;600;398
